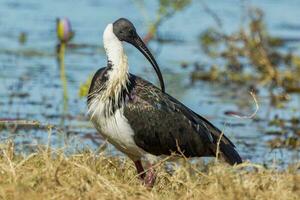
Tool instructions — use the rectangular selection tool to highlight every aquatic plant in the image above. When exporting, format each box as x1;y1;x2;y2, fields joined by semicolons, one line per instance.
56;18;72;125
195;7;300;95
56;17;74;44
78;76;92;98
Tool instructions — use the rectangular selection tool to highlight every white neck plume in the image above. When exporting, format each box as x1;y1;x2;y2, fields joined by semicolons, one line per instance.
102;23;129;101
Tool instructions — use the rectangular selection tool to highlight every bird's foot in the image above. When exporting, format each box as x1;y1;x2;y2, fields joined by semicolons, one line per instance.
133;160;156;188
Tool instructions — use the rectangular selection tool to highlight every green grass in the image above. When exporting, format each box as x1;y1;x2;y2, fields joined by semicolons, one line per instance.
0;142;299;200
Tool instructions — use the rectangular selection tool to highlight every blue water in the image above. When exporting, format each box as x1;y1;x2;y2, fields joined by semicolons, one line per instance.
0;0;299;166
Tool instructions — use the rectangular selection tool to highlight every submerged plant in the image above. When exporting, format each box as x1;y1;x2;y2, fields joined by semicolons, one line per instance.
195;7;300;96
267;115;300;149
18;32;27;45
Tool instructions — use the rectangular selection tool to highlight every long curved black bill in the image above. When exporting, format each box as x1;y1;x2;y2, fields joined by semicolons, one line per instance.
130;35;165;93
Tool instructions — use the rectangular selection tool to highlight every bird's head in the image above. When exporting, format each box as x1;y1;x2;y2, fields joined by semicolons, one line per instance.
111;18;165;92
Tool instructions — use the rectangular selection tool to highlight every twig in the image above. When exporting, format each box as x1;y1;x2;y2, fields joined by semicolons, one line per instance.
16;153;38;169
2;149;16;182
0;119;49;130
200;0;223;28
175;140;210;178
229;91;259;119
0;119;68;134
215;130;224;163
234;161;265;170
54;158;64;186
46;126;53;153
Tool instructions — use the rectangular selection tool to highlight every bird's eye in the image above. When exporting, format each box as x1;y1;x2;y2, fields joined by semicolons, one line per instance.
119;30;124;34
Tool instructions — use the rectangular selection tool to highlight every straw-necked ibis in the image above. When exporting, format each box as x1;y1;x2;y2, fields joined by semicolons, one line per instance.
87;18;242;187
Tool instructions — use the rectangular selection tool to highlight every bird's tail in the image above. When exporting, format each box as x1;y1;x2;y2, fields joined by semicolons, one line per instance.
191;110;242;165
214;140;242;165
209;132;242;165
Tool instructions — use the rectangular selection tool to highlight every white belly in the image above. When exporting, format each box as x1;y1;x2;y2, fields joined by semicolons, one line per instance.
89;102;144;159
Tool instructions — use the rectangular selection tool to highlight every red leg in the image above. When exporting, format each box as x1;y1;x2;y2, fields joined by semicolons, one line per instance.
134;160;145;180
144;164;156;188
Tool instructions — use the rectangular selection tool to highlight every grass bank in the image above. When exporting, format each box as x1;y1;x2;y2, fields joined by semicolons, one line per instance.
0;143;299;200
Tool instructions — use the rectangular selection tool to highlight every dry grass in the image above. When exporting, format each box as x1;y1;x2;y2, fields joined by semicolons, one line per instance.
0;142;299;200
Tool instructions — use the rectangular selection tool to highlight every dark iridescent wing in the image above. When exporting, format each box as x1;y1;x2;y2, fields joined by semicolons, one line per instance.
124;76;212;155
124;75;242;164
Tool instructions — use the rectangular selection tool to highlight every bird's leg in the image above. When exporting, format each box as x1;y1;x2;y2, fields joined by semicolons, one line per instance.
144;164;156;188
134;160;146;180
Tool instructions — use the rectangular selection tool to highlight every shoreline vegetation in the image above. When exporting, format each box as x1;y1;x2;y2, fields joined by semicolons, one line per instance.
0;119;299;199
0;141;299;200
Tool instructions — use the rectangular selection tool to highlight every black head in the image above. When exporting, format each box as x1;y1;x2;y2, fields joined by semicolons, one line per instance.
113;18;137;42
112;18;165;93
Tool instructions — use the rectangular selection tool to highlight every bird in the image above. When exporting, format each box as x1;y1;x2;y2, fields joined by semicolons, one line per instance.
87;18;242;187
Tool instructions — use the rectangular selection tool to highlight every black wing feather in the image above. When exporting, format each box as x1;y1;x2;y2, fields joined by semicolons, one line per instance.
124;75;242;164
